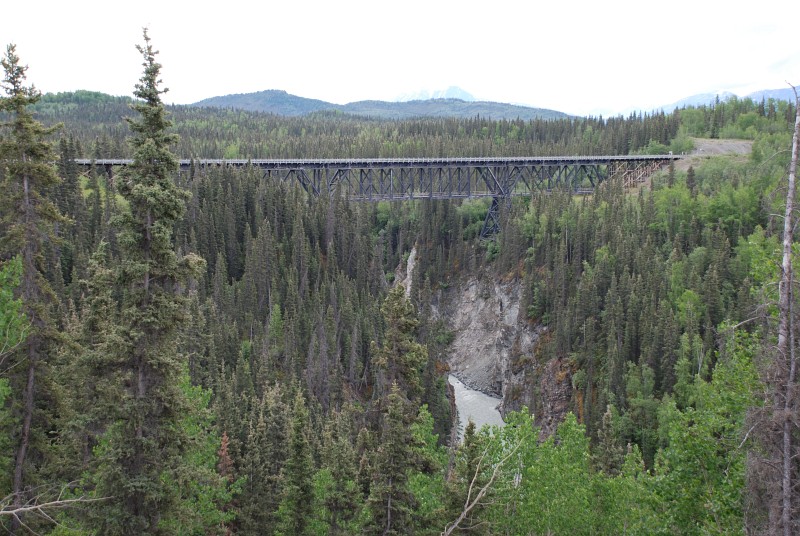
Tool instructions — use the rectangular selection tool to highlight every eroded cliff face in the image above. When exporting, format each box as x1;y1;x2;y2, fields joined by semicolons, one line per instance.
438;274;573;437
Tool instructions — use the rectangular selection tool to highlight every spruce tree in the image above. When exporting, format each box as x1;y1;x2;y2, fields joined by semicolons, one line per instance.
592;404;624;475
314;410;362;534
90;30;205;534
0;43;65;533
275;389;314;536
365;384;420;536
55;243;118;484
238;385;289;534
686;165;697;197
372;285;427;402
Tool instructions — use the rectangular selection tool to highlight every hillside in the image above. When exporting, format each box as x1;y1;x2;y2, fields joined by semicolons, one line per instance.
32;90;664;159
340;98;568;120
191;89;569;120
192;89;333;116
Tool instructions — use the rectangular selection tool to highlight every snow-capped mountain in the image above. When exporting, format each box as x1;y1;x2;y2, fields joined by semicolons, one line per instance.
395;86;476;102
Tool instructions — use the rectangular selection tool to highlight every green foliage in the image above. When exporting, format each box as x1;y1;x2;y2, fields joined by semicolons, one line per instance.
483;240;499;262
651;329;759;534
680;108;708;137
456;199;489;239
158;376;240;535
365;384;421;535
522;414;596;534
669;128;695;154
89;31;208;534
372;285;427;400
0;256;27;357
0;377;12;493
735;226;780;286
275;390;314;536
640;138;670;155
408;405;446;530
457;410;538;535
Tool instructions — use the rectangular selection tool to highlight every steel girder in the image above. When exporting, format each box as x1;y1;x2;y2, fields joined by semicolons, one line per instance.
75;156;678;199
74;156;678;236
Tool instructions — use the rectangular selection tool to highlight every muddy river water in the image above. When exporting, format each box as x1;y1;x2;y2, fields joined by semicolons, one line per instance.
448;374;505;439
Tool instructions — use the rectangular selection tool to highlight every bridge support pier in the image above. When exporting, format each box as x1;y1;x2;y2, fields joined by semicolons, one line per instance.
480;197;502;240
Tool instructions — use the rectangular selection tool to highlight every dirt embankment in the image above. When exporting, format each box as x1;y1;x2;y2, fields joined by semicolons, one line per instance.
674;138;753;171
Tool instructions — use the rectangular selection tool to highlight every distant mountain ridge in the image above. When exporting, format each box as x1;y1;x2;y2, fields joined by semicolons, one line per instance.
745;88;796;103
191;89;568;121
395;86;476;102
193;90;332;116
658;88;796;111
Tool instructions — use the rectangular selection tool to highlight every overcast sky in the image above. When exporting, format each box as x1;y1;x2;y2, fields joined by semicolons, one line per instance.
2;0;798;117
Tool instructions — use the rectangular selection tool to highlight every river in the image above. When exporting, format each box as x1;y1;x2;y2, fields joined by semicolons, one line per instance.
448;374;505;439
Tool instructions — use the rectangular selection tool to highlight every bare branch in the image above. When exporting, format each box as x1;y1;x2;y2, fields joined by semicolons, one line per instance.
0;483;110;534
442;438;524;536
0;496;107;517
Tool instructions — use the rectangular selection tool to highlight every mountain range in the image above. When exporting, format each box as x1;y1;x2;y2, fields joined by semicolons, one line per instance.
188;86;797;121
191;90;568;121
658;88;796;112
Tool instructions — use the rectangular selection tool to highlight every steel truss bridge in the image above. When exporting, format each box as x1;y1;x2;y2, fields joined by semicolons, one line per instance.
75;155;679;238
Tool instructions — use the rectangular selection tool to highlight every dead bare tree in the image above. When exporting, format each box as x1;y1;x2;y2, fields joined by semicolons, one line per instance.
748;85;800;536
775;82;800;536
776;86;800;536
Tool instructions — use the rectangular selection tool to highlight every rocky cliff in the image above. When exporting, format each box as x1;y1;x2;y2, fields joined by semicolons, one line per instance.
438;274;573;437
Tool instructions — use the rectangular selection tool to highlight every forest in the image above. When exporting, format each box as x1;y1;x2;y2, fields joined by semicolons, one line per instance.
2;32;800;535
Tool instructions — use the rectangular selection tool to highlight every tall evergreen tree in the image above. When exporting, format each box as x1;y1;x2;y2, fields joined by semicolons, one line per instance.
365;384;421;536
0;43;64;533
313;409;362;534
237;385;289;534
275;389;314;536
90;31;205;534
372;285;427;402
686;165;697;197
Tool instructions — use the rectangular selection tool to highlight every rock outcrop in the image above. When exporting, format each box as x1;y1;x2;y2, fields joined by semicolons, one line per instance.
438;274;572;437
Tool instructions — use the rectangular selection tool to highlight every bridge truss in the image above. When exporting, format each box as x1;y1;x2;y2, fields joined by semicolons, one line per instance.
76;155;678;238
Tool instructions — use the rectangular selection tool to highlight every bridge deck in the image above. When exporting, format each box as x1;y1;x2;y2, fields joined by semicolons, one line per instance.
76;155;678;168
75;155;679;200
76;155;679;238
